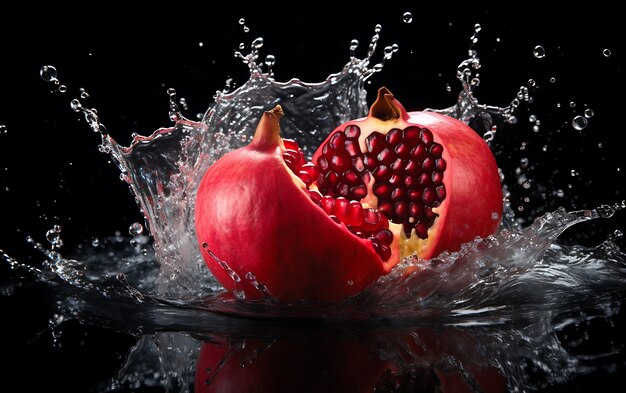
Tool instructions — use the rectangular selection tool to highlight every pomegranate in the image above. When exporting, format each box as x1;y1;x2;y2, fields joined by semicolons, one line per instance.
312;87;502;261
194;87;502;303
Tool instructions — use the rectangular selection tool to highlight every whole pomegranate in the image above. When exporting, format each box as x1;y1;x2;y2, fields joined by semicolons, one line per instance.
194;88;502;303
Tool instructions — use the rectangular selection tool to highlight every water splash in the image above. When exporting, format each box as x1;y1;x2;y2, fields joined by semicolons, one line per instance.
2;20;626;392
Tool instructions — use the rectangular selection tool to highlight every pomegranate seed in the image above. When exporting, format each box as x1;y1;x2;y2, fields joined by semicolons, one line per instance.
424;205;437;220
378;243;392;261
362;208;381;230
334;197;350;222
418;173;431;186
308;189;323;204
420;128;434;146
347;200;365;226
422;187;436;206
344;140;360;157
325;171;340;187
344;125;361;139
402;221;413;238
344;170;359;185
390;158;404;173
322;143;332;157
386;128;403;145
329;132;346;151
404;175;417;188
366;132;386;155
432;171;443;184
373;165;391;181
317;156;329;171
391;187;405;201
373;183;392;198
389;174;403;186
282;139;299;151
408;189;422;201
363;155;377;170
351;185;368;199
298;170;312;185
321;195;335;214
422;157;435;171
394;201;408;219
404;160;419;175
300;162;319;180
435;158;447;171
353;156;365;172
337;183;349;197
403;126;421;143
394;143;410;158
374;229;393;245
410;144;427;161
415;221;429;239
378;201;394;217
409;202;423;218
436;185;446;200
331;154;351;173
430;143;443;157
376;148;393;165
283;150;301;171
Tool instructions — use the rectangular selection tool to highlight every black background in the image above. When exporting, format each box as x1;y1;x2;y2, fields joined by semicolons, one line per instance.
1;1;625;392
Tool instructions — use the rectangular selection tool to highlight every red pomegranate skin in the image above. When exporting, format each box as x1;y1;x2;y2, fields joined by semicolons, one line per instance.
194;107;392;303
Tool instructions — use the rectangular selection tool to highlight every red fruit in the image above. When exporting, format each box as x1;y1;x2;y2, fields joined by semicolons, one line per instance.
312;87;502;261
195;87;502;303
195;106;396;303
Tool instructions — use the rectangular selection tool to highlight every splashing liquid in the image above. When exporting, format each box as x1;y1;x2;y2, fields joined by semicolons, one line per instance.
2;21;626;393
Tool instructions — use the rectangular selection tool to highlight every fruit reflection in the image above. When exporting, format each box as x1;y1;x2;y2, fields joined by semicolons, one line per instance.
195;325;507;392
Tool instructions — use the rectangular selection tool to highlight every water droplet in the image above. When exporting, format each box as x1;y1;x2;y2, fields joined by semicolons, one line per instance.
264;54;276;67
474;23;482;33
347;280;354;286
40;65;58;82
491;211;499;220
556;189;565;198
402;12;413;23
572;115;588;130
91;238;100;247
533;45;546;58
522;181;531;189
58;84;67;93
251;37;264;49
0;125;7;135
198;41;204;47
570;169;578;177
603;48;612;57
520;157;529;168
569;101;576;108
243;26;250;33
527;79;536;87
550;77;556;83
533;125;540;133
79;87;89;99
584;108;594;118
529;114;537;123
374;24;382;33
238;18;245;25
70;99;82;112
129;222;144;236
46;225;63;248
349;39;359;52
